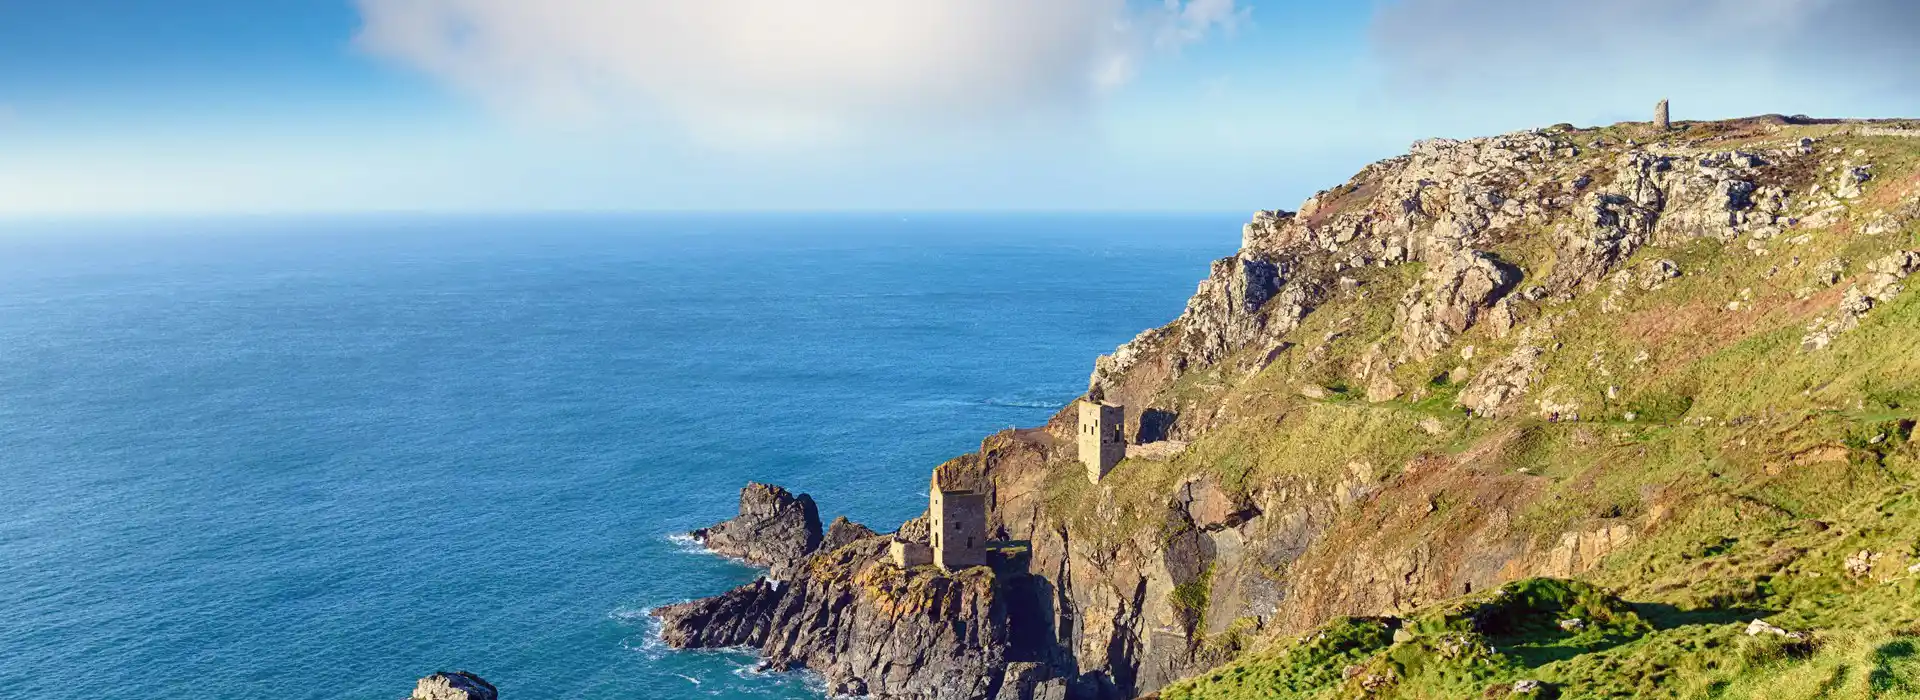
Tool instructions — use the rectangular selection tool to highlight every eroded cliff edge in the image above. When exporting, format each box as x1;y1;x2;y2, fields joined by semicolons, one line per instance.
655;115;1920;699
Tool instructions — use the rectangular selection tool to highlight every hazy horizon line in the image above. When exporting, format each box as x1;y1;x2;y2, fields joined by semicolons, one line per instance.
0;207;1267;223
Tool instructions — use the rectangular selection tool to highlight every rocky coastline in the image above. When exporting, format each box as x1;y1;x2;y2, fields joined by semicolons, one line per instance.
652;115;1920;699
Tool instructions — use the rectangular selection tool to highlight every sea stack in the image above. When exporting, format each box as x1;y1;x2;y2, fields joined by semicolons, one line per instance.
407;672;496;700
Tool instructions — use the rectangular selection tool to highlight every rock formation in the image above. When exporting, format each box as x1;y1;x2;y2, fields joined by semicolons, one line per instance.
406;672;496;700
654;538;1037;700
689;482;823;580
823;515;879;553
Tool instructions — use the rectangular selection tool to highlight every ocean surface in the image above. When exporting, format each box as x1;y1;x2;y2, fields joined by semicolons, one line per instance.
0;214;1240;700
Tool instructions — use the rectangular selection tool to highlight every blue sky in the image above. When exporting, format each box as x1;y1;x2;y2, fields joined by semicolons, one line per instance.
3;0;1918;215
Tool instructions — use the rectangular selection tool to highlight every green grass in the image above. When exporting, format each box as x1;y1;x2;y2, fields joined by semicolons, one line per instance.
1112;127;1920;699
1161;617;1396;699
1173;565;1218;632
1160;575;1920;699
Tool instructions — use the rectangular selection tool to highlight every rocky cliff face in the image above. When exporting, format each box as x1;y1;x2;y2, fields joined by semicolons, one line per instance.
659;116;1920;699
690;482;823;581
657;481;1089;699
654;537;1046;700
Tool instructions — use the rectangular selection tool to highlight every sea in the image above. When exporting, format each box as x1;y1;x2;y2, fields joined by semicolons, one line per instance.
0;213;1239;700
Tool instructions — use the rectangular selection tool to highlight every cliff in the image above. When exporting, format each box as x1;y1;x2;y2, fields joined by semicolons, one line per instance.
653;538;1033;699
658;115;1920;699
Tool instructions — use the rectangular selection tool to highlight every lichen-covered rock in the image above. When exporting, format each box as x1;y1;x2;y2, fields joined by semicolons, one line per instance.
1845;550;1883;579
1396;250;1521;361
896;513;933;543
1171;254;1296;370
823;515;880;553
690;482;822;580
1554;194;1647;291
1836;164;1873;199
407;672;496;700
1802;249;1919;351
1460;345;1544;418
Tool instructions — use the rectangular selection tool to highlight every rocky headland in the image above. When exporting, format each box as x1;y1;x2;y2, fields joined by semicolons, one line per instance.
654;114;1920;699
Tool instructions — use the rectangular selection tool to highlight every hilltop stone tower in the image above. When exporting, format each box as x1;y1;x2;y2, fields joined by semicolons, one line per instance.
1078;400;1126;483
1655;99;1671;131
928;472;987;572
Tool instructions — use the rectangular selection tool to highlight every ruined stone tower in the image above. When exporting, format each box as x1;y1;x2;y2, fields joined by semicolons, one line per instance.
1655;99;1671;131
928;471;986;572
889;537;932;568
1078;400;1125;483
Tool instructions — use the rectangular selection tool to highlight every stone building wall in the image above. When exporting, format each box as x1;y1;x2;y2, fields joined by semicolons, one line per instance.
930;489;987;571
1077;401;1126;483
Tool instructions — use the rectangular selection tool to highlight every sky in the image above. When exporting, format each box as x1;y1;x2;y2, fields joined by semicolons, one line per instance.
2;0;1919;216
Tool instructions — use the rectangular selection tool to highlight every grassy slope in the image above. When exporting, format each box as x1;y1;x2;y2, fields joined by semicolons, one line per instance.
1110;125;1920;698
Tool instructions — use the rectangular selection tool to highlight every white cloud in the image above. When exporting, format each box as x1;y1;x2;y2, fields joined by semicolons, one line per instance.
1158;0;1250;48
354;0;1245;144
1370;0;1920;112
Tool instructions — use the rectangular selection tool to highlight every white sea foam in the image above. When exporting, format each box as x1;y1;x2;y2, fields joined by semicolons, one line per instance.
666;531;770;572
606;606;652;622
982;396;1066;409
665;532;717;556
905;394;1068;410
608;606;671;659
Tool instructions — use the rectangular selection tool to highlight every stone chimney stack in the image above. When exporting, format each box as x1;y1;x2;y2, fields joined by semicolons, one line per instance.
1655;99;1671;131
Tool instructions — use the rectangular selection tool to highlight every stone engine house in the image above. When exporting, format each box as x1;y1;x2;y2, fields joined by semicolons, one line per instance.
928;471;986;572
1077;400;1126;483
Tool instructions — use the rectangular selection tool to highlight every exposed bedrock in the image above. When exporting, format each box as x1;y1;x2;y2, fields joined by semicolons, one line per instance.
689;482;823;581
405;672;496;700
655;526;1094;700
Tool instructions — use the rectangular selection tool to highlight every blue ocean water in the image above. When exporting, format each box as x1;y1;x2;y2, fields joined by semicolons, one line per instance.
0;214;1238;700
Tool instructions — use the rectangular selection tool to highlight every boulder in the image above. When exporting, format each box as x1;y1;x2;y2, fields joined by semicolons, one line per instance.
1745;619;1809;640
1845;550;1882;579
1836;165;1873;199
